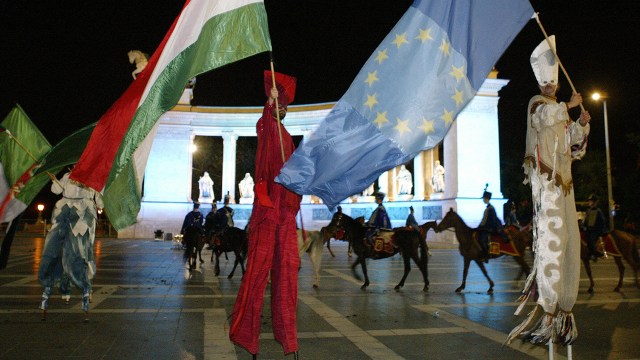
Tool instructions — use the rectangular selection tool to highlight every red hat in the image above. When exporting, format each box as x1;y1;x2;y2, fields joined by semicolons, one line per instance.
264;70;297;107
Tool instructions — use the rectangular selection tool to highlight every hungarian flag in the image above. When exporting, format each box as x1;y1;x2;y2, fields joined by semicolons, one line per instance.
70;0;272;230
0;105;52;224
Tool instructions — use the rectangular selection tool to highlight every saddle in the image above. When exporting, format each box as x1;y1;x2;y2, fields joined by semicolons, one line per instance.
366;229;397;259
580;232;619;257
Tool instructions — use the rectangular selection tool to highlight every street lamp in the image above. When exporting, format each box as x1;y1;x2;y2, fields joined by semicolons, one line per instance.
36;203;44;223
591;92;615;231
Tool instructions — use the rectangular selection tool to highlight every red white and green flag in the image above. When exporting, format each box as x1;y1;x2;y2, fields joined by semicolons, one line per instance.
70;0;272;230
0;105;52;224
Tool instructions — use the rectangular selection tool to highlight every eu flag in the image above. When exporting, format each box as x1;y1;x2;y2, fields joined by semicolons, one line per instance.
276;0;534;208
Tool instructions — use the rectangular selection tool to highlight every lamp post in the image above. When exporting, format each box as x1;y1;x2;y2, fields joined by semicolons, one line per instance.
591;92;615;230
36;203;44;223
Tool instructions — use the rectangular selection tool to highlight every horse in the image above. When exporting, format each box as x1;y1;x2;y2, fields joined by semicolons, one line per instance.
330;213;431;291
322;224;353;258
580;230;640;293
127;50;148;79
434;208;531;294
297;229;324;288
208;227;247;279
182;226;206;270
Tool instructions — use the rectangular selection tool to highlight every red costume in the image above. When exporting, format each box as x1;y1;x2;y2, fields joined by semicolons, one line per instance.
230;95;301;355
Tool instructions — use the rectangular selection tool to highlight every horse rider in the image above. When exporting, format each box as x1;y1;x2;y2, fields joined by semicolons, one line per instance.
365;192;391;246
181;203;204;240
582;193;606;260
477;188;502;263
214;194;235;233
204;203;217;249
406;206;419;232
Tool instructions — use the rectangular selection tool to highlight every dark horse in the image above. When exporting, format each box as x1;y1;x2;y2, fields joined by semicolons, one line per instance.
208;227;247;279
435;208;531;294
581;230;640;293
330;213;431;291
183;226;206;270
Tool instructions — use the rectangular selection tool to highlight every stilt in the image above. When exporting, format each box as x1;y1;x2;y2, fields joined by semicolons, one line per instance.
567;344;573;360
82;288;90;322
40;287;51;321
547;341;554;360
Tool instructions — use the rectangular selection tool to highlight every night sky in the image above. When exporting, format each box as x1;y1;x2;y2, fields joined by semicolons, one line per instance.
2;1;639;208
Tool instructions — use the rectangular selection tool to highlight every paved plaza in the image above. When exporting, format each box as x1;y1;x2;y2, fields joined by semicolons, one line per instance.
0;234;638;359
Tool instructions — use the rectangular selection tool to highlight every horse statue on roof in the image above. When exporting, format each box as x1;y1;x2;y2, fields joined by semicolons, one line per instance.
127;50;149;80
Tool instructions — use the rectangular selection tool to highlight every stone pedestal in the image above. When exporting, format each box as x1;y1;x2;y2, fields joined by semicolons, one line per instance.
356;196;375;203
395;194;414;201
239;197;254;204
429;192;444;200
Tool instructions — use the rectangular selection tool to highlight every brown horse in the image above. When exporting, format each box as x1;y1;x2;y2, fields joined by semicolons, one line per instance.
435;208;531;294
329;213;432;291
208;227;247;279
323;224;353;257
183;227;206;270
581;230;640;293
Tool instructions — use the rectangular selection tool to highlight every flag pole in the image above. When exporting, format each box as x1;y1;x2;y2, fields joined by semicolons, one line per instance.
2;130;40;163
269;55;287;163
533;13;585;112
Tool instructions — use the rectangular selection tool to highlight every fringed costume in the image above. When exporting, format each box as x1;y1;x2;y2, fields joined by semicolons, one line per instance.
506;36;590;346
38;172;103;316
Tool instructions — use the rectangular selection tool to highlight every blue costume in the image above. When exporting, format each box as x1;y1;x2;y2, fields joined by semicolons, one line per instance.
478;189;502;262
368;204;391;229
583;194;606;259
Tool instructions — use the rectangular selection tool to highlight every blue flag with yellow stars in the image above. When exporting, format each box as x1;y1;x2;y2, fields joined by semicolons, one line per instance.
276;0;534;208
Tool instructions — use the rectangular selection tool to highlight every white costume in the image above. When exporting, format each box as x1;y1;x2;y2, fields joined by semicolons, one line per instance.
507;36;589;345
431;160;445;193
38;172;104;314
396;165;412;195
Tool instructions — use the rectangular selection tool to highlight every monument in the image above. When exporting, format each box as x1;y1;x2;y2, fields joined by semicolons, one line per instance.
198;171;214;203
396;165;413;200
432;160;445;194
238;173;255;204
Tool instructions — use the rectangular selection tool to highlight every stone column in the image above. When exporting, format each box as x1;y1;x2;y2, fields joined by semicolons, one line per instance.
378;171;389;198
221;131;238;203
143;127;193;202
414;151;425;200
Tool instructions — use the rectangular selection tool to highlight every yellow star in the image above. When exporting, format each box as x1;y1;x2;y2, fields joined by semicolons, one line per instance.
364;93;378;110
451;89;464;106
439;39;451;56
394;118;411;135
375;49;389;64
418;118;435;134
449;64;465;82
392;33;409;48
373;111;389;128
365;71;379;87
441;108;454;126
415;27;433;43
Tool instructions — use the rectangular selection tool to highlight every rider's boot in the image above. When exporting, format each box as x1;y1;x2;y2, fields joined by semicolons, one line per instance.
40;286;51;321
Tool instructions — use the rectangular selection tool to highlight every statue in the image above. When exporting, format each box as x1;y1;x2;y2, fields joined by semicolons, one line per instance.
362;183;375;197
238;173;255;199
432;160;445;193
396;165;413;195
198;171;214;201
128;50;149;80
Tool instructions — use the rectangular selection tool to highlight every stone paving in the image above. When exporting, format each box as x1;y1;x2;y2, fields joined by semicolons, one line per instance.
0;235;638;359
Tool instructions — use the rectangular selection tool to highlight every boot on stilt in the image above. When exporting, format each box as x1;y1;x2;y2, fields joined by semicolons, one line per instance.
82;289;90;322
40;287;51;321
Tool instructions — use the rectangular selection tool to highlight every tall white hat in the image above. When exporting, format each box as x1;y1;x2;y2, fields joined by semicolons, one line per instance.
530;35;558;86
